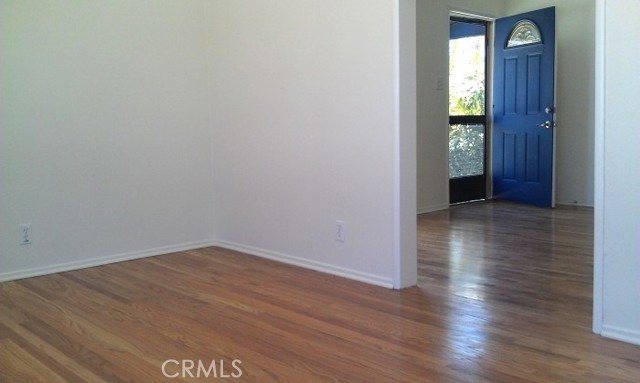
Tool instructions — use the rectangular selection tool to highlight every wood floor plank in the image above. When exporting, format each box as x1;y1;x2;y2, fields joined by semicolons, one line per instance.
0;319;109;383
0;338;67;382
1;201;640;382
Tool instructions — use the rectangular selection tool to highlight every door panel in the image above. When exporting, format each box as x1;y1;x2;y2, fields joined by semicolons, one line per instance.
492;7;555;207
525;133;540;182
504;59;518;114
503;132;517;179
527;55;542;113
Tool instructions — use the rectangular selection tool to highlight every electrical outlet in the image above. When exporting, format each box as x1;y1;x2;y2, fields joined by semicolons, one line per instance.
335;220;345;242
19;223;32;245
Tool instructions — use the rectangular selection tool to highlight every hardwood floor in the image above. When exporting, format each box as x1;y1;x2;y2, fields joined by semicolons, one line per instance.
2;201;640;382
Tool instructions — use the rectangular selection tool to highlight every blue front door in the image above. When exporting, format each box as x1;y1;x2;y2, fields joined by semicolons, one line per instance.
492;7;556;207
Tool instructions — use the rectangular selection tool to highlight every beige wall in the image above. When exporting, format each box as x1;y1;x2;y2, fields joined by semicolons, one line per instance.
0;0;215;280
1;0;410;287
206;0;402;286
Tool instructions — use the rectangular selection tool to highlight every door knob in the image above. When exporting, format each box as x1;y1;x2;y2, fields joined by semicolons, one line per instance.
538;121;554;129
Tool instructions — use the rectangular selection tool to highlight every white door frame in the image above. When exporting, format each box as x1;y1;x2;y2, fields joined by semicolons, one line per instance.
592;0;605;335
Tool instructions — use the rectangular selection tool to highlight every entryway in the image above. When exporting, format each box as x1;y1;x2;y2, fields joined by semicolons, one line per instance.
448;8;556;207
448;17;488;204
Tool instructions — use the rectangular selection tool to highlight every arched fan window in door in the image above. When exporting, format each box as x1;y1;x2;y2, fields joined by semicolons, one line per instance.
506;20;542;48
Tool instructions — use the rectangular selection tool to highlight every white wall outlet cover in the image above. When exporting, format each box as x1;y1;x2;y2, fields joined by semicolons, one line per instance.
19;223;32;245
335;221;346;242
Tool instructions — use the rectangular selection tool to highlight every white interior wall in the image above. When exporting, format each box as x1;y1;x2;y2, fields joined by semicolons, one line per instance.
594;0;640;346
0;0;215;280
396;0;419;288
416;0;449;213
449;0;506;17
1;0;410;288
205;0;400;287
504;0;595;206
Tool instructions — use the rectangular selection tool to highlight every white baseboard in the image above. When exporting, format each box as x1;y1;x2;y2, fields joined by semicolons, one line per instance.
1;239;395;290
214;240;394;289
601;324;640;346
417;203;449;215
555;201;595;208
0;240;217;283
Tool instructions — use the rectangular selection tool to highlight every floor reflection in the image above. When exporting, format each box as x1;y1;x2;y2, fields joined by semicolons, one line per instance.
417;201;596;377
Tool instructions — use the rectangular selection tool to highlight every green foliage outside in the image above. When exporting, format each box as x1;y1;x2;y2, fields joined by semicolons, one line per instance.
449;36;485;116
449;124;484;178
449;36;485;178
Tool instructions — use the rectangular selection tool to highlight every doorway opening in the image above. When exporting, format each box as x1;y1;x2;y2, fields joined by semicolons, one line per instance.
448;17;488;204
